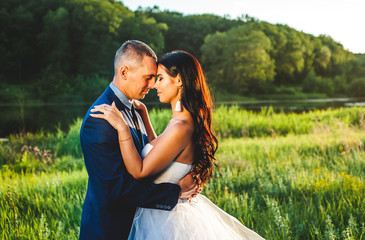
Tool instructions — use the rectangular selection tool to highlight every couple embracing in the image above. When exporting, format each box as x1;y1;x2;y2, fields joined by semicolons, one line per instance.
79;40;264;239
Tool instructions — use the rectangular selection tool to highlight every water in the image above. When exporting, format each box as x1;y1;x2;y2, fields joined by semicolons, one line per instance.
218;98;365;111
1;97;365;137
1;103;91;138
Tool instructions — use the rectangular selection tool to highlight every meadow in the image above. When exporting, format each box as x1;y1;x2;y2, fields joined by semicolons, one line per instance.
1;106;364;239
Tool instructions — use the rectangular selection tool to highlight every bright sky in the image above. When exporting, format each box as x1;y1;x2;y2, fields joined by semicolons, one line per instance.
121;0;365;54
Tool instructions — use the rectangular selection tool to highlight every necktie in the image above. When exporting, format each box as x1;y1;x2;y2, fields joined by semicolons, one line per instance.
130;105;143;144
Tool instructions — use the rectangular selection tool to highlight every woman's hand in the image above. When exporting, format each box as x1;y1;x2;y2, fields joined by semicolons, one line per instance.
90;102;128;132
133;100;147;114
133;100;157;142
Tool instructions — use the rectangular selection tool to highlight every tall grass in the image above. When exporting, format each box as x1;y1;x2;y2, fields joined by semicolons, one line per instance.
0;119;83;173
148;105;365;137
1;106;364;239
1;170;86;239
205;127;365;239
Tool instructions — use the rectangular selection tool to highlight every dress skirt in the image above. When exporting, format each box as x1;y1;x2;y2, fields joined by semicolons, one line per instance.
128;194;264;240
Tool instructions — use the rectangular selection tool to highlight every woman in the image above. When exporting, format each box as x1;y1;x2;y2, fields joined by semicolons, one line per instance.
91;51;264;239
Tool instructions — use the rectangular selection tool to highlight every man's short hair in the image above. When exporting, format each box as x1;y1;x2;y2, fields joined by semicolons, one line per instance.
114;40;157;73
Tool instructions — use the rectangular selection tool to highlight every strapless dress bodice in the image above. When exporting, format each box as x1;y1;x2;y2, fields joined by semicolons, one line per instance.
141;143;192;184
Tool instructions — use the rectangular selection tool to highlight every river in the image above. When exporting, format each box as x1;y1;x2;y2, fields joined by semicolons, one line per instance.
1;97;365;138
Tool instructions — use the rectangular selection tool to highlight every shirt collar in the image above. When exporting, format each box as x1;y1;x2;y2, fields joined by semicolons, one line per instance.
109;83;133;109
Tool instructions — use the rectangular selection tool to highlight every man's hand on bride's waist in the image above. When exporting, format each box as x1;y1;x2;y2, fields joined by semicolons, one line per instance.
178;172;202;200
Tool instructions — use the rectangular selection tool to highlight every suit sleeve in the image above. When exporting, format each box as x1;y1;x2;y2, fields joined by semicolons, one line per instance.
81;114;181;210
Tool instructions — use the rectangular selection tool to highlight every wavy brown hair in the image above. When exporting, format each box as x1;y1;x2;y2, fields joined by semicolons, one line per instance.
159;51;218;184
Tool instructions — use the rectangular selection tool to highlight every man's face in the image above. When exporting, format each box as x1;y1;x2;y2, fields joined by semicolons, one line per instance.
126;56;157;100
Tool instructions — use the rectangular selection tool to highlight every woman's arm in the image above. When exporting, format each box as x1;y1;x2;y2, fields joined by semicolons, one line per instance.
80;114;181;207
117;123;191;179
133;100;157;142
90;102;193;179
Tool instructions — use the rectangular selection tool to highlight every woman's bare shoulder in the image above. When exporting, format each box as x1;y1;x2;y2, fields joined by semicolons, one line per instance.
150;119;193;146
172;118;194;132
162;119;194;140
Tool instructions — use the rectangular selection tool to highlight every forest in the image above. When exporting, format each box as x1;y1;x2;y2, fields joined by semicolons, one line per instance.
1;0;365;104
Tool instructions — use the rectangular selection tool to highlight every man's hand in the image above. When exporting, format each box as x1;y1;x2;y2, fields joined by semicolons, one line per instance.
177;172;202;199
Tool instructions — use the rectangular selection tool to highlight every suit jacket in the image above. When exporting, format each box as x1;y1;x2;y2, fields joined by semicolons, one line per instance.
79;86;180;240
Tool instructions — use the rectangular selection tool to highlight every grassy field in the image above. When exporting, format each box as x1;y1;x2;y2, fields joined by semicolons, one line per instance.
1;106;364;239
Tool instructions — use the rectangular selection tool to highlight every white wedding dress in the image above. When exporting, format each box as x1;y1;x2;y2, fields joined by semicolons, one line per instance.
128;143;264;240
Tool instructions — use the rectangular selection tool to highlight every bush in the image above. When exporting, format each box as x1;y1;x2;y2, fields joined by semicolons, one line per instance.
0;119;83;172
302;72;335;96
333;75;348;95
348;77;365;97
56;118;83;158
73;74;109;102
54;156;84;172
302;71;318;93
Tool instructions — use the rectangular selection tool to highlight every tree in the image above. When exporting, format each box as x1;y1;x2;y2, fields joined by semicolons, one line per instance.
316;35;354;76
141;8;243;59
202;25;275;94
315;45;332;72
250;22;307;84
124;12;167;56
0;0;36;81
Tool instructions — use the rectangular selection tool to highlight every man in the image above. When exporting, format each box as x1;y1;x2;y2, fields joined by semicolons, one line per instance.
79;40;197;239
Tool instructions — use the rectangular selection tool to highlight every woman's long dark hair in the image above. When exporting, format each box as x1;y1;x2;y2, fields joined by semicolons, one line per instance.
159;51;218;184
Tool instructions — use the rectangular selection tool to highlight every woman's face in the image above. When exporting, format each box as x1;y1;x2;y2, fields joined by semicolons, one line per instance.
155;65;179;103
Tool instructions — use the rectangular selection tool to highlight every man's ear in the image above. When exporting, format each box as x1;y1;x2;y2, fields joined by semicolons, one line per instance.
119;66;128;80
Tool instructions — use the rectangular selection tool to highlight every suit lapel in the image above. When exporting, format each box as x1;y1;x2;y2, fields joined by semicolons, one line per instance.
105;87;144;153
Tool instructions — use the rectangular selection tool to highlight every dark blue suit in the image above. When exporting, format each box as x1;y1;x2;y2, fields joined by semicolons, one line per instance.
79;86;180;239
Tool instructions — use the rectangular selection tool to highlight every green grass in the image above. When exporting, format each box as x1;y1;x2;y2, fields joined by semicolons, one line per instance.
149;105;365;138
1;106;365;239
1;170;86;239
206;129;365;239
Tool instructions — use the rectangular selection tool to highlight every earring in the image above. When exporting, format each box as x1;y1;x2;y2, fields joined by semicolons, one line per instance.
175;98;182;111
175;86;182;112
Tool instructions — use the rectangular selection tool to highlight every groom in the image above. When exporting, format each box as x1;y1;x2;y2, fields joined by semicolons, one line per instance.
79;40;197;239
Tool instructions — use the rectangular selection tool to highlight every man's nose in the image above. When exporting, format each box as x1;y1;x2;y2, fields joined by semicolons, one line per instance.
147;78;156;89
153;81;158;89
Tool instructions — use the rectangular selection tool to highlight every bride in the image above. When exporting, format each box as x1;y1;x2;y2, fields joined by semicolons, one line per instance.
90;51;264;239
